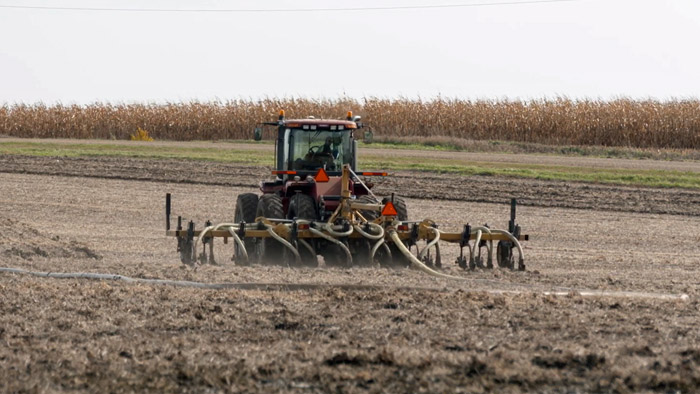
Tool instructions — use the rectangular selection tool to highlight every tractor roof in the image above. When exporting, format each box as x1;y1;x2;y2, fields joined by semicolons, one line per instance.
282;119;357;129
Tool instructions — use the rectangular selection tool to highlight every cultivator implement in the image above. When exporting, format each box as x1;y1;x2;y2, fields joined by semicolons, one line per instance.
166;165;529;272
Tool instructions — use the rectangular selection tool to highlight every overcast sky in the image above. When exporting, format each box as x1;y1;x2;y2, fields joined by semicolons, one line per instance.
1;0;699;104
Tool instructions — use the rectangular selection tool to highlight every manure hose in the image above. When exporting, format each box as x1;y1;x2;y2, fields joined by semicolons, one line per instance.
353;223;385;241
388;228;466;280
418;226;441;260
193;223;249;264
0;267;690;301
470;225;493;264
263;224;301;266
309;226;353;266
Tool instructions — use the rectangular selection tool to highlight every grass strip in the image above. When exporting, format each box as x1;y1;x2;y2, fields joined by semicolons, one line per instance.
1;141;698;189
0;141;271;165
362;159;699;189
359;138;700;161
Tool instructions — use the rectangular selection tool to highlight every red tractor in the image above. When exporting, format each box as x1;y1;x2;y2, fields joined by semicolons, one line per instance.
235;110;408;266
166;111;527;271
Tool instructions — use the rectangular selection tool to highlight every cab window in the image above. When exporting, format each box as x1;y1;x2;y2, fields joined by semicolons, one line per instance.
290;129;351;171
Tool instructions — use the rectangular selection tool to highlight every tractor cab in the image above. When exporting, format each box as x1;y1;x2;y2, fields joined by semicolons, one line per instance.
253;111;375;220
287;120;354;172
255;111;368;181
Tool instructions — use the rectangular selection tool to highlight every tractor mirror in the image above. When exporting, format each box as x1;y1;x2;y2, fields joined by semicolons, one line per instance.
363;130;374;144
253;127;263;141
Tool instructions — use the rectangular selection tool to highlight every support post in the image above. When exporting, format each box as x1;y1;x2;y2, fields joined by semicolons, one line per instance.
165;193;171;231
509;198;517;234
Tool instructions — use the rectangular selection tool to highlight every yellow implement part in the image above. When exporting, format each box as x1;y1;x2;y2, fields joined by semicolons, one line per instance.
165;229;528;242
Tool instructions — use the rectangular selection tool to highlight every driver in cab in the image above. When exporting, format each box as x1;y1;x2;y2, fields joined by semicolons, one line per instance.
314;137;336;169
296;137;337;170
321;137;333;155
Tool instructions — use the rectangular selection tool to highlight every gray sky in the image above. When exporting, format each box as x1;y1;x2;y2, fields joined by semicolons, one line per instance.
1;0;699;104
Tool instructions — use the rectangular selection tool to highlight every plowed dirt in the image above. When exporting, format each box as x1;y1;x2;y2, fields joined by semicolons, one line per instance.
1;152;699;393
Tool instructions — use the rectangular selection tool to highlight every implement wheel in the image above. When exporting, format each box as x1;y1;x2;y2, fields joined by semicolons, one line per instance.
255;193;285;265
497;241;515;269
233;193;258;266
287;193;318;267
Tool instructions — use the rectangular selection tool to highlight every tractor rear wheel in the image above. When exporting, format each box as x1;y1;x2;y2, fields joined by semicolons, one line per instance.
233;193;258;266
382;195;408;221
287;193;318;266
356;194;380;221
255;193;285;265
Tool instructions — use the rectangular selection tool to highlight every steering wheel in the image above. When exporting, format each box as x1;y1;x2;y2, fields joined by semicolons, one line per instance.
307;145;323;157
308;145;333;159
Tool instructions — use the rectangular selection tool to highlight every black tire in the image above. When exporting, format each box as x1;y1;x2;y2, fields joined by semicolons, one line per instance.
255;193;285;265
497;241;514;269
382;195;408;221
233;193;258;265
356;194;380;222
287;194;318;266
288;193;318;221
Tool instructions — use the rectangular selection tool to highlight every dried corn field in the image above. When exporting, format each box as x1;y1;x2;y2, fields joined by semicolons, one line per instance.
1;98;699;149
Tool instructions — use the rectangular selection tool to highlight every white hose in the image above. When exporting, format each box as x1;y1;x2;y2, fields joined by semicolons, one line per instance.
192;225;215;264
297;239;317;262
322;223;354;238
370;238;386;265
225;226;248;264
206;223;249;264
381;243;392;261
309;226;353;265
191;223;250;265
1;267;690;301
353;223;384;240
471;226;493;265
187;219;521;274
418;227;441;260
264;224;301;265
472;229;483;259
388;229;469;280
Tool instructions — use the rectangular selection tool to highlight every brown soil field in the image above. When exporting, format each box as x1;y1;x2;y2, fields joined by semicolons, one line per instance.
1;150;700;393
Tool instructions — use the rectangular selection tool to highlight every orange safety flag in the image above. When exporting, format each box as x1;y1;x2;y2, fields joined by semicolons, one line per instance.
381;201;398;216
315;168;330;182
